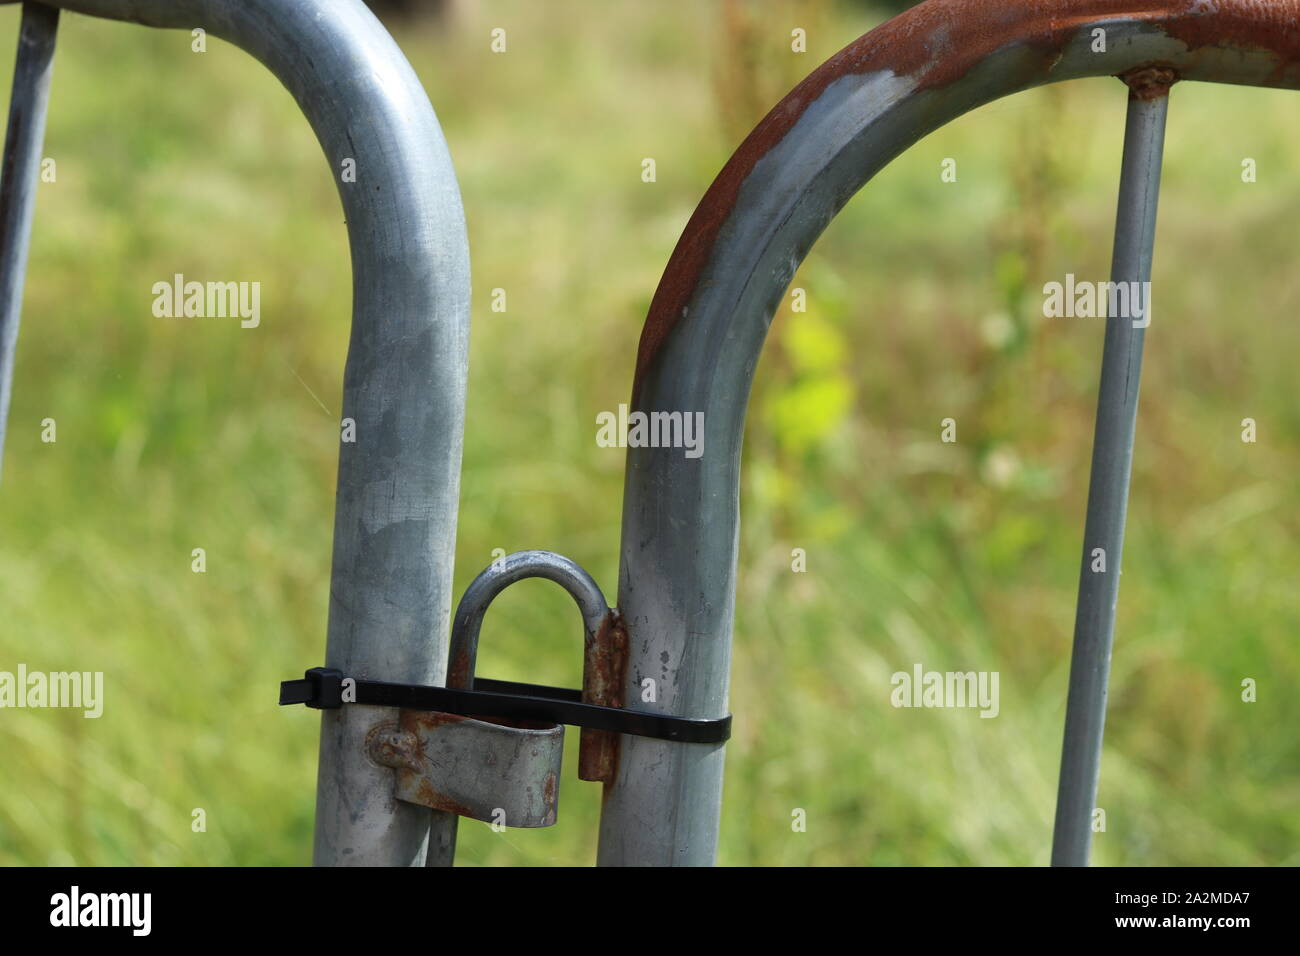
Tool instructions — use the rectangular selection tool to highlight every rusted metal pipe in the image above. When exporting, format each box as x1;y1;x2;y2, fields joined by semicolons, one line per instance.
605;0;1300;865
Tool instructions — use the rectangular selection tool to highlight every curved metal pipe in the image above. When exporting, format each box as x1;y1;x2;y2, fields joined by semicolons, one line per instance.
35;0;471;865
603;0;1300;865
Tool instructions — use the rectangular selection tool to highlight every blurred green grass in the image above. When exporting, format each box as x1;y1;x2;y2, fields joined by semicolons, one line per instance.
0;0;1295;866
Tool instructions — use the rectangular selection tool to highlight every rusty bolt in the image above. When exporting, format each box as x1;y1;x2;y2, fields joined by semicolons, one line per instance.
1121;66;1179;100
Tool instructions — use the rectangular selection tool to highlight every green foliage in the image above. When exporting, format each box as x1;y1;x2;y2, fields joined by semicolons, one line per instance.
0;2;1296;866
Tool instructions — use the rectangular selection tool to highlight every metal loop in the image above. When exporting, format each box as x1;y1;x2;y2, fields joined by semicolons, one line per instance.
447;550;612;690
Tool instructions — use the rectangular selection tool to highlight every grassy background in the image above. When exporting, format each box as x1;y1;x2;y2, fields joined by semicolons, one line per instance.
0;0;1295;866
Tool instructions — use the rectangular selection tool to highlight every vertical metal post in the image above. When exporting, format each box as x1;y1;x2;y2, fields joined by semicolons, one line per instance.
0;3;58;478
1052;72;1171;866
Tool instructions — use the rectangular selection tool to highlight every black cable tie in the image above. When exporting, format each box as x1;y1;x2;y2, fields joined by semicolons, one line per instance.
278;667;344;709
278;667;731;744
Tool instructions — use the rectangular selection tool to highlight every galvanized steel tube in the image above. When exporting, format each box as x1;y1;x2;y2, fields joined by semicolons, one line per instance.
1052;81;1169;866
40;0;471;865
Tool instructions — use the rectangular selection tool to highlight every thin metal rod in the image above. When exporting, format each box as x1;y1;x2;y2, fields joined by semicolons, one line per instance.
0;2;59;479
1052;81;1169;866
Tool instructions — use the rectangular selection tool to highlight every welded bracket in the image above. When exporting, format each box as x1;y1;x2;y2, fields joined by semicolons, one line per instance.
370;713;563;828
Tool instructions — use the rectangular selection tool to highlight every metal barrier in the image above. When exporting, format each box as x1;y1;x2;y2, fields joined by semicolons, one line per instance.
600;0;1300;866
0;0;470;866
4;0;1295;866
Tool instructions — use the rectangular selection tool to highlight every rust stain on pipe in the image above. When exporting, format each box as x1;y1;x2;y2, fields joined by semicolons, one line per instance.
1122;64;1179;98
578;610;628;783
633;0;1300;391
446;644;472;691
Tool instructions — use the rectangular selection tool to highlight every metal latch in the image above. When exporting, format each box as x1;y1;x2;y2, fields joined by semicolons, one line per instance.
372;711;564;828
279;550;731;829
